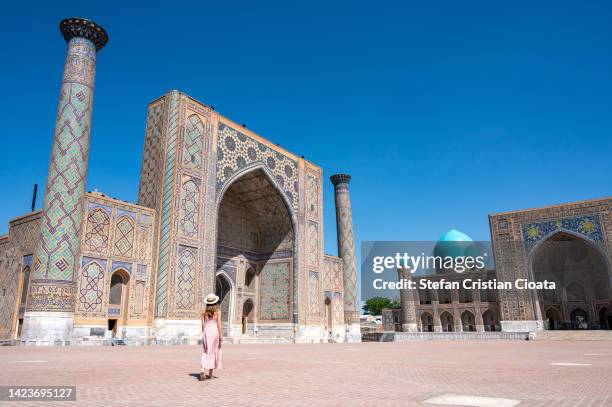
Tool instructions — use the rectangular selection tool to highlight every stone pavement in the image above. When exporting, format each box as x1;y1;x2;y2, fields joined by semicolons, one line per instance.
0;341;610;406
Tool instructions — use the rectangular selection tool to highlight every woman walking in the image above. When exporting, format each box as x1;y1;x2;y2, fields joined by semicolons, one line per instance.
200;293;223;382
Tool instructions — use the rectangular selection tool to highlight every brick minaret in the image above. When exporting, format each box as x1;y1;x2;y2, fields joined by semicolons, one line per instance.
397;267;418;332
330;174;360;341
22;18;108;344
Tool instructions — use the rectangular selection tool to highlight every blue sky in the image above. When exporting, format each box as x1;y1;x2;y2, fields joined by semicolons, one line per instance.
0;1;611;258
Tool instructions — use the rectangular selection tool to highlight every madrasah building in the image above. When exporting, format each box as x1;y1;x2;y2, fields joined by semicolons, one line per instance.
385;212;612;334
0;18;360;345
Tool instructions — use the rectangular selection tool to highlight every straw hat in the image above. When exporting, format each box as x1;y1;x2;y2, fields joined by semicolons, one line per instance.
204;293;220;305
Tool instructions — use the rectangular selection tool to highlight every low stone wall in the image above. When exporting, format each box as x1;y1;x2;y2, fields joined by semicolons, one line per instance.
530;330;612;341
378;331;529;341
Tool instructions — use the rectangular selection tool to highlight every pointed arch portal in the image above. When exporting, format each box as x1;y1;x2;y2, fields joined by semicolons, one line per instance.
531;231;611;330
215;167;297;333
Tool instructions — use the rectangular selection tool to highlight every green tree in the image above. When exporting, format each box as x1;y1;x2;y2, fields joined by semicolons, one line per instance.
363;297;394;316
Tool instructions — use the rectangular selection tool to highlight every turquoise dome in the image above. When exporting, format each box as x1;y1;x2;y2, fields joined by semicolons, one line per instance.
437;228;473;243
433;229;477;272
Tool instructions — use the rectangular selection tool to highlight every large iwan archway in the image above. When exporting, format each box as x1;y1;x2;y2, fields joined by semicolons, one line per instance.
531;231;611;330
215;168;296;336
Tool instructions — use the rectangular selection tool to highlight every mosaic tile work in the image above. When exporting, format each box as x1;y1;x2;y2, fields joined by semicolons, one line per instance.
29;37;100;312
175;246;196;310
307;221;319;267
33;38;96;281
137;226;150;260
0;240;20;338
183;115;204;169
308;271;320;317
179;178;200;238
113;216;135;257
333;292;344;325
259;262;290;320
323;256;343;292
306;174;319;217
74;193;156;322
155;91;180;317
330;175;359;322
78;259;105;312
84;207;110;253
138;100;167;210
216;123;298;211
522;214;604;254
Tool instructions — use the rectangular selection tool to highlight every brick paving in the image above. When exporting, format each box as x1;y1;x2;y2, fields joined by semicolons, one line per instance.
0;341;610;406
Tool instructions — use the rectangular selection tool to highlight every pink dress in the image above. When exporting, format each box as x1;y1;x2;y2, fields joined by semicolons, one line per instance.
201;314;222;370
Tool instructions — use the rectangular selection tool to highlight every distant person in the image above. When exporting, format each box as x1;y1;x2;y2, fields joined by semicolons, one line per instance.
200;293;223;382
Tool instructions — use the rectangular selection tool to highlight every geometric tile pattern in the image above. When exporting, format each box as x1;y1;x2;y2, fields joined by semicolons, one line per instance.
216;123;299;211
259;262;290;320
307;221;319;267
183;115;203;169
308;271;320;317
138;100;167;210
84;208;110;253
32;37;97;288
155;91;180;317
179;178;199;238
306;174;319;217
137;226;150;260
113;216;135;257
78;260;105;312
175;246;196;310
330;175;359;322
323;256;343;292
0;241;20;338
333;291;344;325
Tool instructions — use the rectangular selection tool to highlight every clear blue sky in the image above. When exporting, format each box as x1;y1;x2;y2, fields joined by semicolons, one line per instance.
1;1;611;258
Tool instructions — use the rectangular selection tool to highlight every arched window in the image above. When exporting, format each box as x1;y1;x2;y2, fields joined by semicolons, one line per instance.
245;267;256;289
419;288;432;305
109;273;125;305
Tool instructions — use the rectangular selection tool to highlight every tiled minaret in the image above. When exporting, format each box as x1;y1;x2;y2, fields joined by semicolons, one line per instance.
330;174;361;342
22;18;108;345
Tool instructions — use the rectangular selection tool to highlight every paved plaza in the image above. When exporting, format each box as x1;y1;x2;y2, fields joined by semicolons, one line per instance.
0;340;610;406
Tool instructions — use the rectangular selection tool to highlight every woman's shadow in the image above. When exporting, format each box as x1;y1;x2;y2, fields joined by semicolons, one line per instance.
188;373;218;381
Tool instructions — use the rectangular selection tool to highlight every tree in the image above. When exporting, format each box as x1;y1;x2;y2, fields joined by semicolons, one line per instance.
362;297;398;316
